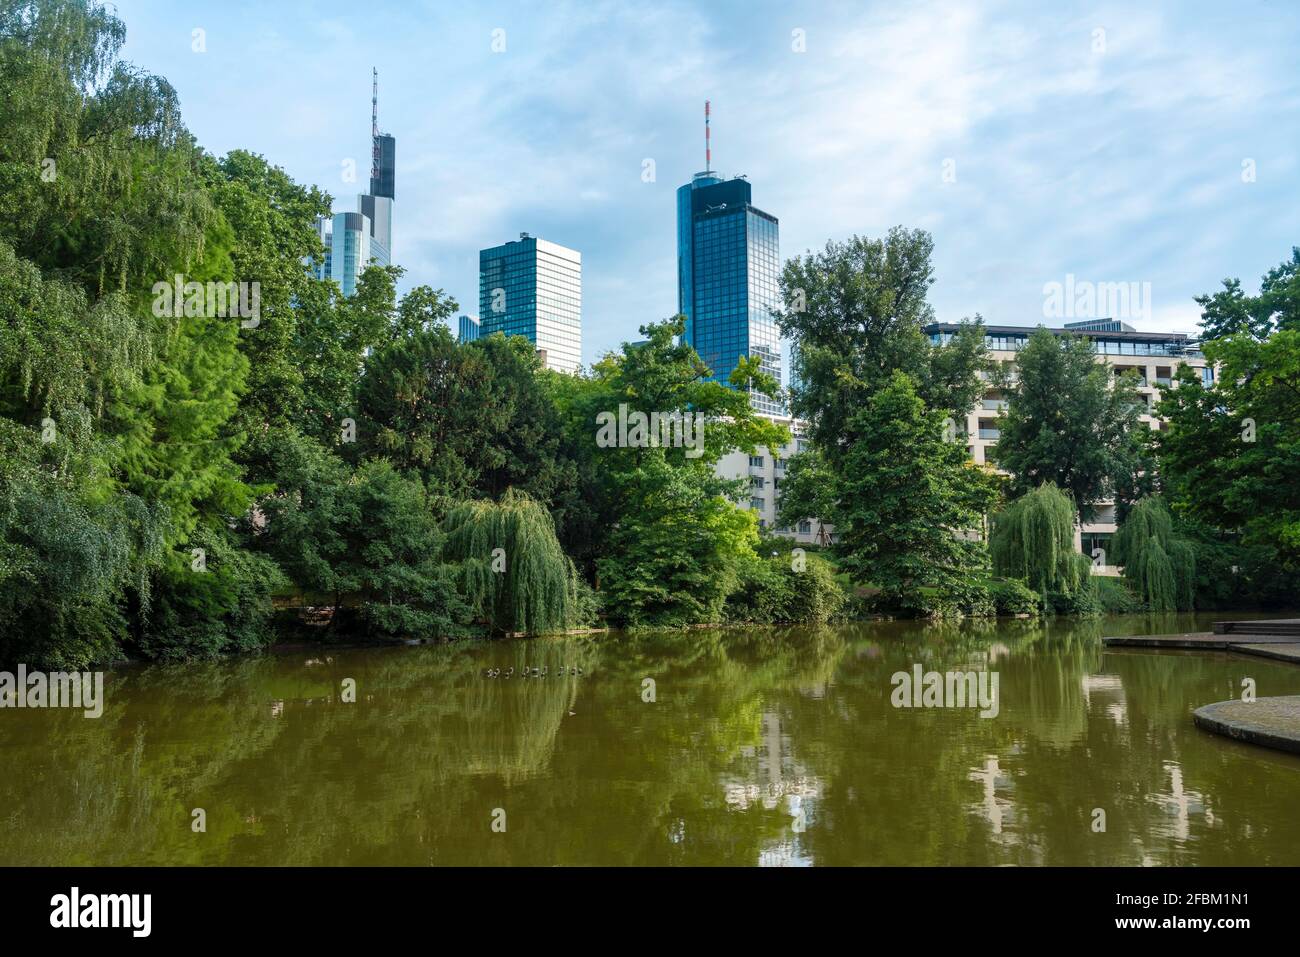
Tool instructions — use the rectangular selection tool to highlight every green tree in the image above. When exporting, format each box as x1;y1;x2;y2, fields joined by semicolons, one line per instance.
442;489;589;635
989;482;1092;597
1154;249;1300;571
775;228;989;469
357;324;575;508
831;371;1000;614
557;316;788;625
1113;497;1195;612
992;326;1147;521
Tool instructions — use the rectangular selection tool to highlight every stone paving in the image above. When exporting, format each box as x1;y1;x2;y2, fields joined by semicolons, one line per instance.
1104;619;1300;754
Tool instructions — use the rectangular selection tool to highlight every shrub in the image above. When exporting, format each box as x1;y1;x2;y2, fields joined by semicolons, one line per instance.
724;552;846;624
988;578;1043;617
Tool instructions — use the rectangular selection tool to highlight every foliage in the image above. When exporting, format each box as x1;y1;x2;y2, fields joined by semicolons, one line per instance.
989;482;1091;596
774;228;990;461
357;324;576;508
1153;249;1300;573
830;371;1001;615
442;489;588;635
1113;497;1196;612
596;457;760;627
331;461;471;639
992;327;1149;521
724;552;846;624
557;316;788;625
987;578;1044;617
0;416;166;668
130;524;287;661
1093;576;1140;614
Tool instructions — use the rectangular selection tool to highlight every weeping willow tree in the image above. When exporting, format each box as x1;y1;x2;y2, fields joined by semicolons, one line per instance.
989;482;1092;596
1113;497;1195;611
442;489;584;636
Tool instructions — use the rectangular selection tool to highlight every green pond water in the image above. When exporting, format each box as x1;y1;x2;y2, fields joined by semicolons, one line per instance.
3;612;1299;866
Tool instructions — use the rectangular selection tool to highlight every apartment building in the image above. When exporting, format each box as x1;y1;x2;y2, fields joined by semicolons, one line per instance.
714;415;832;545
925;319;1211;573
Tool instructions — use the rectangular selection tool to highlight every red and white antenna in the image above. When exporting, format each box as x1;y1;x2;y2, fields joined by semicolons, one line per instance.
704;100;711;173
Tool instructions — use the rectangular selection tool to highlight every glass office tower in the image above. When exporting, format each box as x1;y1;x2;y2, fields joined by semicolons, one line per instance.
676;172;783;415
312;211;371;296
479;233;582;374
458;314;482;343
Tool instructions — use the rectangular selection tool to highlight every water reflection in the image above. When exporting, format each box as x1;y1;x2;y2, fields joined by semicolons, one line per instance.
1;613;1298;865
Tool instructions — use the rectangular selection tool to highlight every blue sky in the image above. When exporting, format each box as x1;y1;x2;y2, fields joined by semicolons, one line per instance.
114;0;1299;367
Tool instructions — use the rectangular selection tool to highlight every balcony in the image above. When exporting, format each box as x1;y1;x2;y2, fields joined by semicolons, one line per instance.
978;428;1001;440
980;398;1008;412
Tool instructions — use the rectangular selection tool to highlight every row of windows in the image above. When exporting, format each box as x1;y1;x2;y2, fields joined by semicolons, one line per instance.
931;331;1197;358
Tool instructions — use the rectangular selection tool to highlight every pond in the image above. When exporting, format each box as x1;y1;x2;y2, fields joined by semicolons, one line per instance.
3;612;1299;865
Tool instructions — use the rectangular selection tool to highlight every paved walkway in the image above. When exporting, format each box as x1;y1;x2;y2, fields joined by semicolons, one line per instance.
1104;619;1300;754
1193;696;1300;755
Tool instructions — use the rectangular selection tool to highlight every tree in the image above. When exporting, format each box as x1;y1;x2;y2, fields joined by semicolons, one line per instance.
0;0;276;663
1153;250;1300;572
989;482;1092;597
556;316;788;625
1113;497;1195;612
992;327;1147;521
442;489;589;635
772;230;998;612
830;371;1000;614
357;324;575;508
326;461;470;639
775;228;989;470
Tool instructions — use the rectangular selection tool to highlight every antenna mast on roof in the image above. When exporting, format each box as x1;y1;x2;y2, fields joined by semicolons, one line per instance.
704;100;711;174
371;68;380;182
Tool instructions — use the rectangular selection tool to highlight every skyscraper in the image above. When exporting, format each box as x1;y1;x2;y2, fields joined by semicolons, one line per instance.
311;70;394;295
676;120;782;415
479;233;582;374
329;211;371;297
359;68;395;266
458;314;482;343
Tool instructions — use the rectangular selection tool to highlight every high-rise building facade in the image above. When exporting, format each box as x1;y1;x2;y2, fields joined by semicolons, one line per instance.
311;211;371;296
478;233;582;374
458;314;482;343
676;172;783;415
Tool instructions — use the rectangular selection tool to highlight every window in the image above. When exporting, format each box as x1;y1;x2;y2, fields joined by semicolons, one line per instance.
749;455;764;468
750;497;765;511
798;520;812;535
751;477;765;489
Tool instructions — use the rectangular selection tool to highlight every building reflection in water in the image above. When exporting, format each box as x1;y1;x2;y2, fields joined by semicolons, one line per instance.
723;711;822;866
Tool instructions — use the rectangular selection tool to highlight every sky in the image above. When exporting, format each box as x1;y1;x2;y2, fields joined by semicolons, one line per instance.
113;0;1300;368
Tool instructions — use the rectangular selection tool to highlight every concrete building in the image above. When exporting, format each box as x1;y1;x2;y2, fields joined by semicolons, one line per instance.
310;69;394;295
925;319;1210;573
714;414;832;545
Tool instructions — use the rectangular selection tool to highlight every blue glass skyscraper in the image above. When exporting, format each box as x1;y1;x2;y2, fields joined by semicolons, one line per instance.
676;172;783;415
479;233;582;373
458;314;482;342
